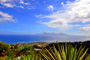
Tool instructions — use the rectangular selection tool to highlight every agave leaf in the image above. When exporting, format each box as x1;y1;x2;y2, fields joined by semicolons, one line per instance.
78;47;86;59
32;54;34;60
85;54;90;60
79;48;89;60
61;45;66;60
41;43;90;60
45;48;55;60
67;43;71;60
41;51;51;60
57;43;63;59
48;45;57;59
75;46;82;60
53;44;62;60
27;55;31;60
72;45;77;60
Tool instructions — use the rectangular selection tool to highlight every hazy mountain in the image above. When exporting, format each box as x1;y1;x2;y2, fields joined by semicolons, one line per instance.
35;32;90;42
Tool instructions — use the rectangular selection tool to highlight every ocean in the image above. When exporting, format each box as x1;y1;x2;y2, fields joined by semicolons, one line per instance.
0;35;53;44
0;35;90;44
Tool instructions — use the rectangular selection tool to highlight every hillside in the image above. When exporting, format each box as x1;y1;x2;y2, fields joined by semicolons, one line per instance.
11;42;50;48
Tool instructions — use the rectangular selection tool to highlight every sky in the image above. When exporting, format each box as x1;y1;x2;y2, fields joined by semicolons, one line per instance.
0;0;90;36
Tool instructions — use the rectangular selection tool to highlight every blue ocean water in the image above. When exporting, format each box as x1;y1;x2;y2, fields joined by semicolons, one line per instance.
0;35;54;44
0;35;90;44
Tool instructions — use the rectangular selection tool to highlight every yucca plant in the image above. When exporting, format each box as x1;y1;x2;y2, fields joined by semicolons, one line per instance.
41;43;90;60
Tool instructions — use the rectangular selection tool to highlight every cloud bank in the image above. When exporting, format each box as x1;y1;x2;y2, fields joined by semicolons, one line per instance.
39;0;90;31
0;11;15;22
0;0;30;8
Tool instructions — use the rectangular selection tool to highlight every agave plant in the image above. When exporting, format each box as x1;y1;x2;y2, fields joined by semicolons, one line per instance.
41;43;90;60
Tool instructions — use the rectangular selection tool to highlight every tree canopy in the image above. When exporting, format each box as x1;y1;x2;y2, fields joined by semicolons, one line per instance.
0;41;11;56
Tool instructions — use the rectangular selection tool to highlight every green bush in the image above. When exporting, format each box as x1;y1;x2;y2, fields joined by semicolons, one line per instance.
17;46;34;56
25;50;34;55
0;41;11;56
14;45;18;49
6;50;14;57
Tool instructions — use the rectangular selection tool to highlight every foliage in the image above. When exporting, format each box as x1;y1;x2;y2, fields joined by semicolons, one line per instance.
24;46;34;51
0;56;14;60
17;46;34;56
18;46;34;52
0;41;11;56
5;50;15;57
14;45;18;49
25;50;34;55
0;55;41;60
0;42;90;60
41;43;90;60
20;55;41;60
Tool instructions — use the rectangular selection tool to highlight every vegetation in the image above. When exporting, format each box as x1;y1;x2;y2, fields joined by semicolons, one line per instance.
41;43;90;60
17;46;34;56
0;55;41;60
0;41;11;56
0;41;90;60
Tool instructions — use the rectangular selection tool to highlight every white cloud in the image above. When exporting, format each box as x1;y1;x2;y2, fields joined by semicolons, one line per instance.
48;5;53;9
48;5;54;11
19;6;24;8
35;14;42;18
41;0;90;28
1;3;15;8
20;0;30;5
0;0;12;3
79;24;90;31
0;11;15;22
42;19;68;28
0;0;30;8
79;27;90;31
66;0;90;23
0;0;15;8
35;14;45;18
61;2;64;6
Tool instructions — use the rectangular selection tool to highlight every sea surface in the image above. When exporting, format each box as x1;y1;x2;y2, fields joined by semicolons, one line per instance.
0;35;90;44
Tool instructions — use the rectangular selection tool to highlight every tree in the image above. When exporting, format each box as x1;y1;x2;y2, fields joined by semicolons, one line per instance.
0;41;11;56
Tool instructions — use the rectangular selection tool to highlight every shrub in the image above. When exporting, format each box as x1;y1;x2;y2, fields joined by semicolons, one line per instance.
0;41;11;56
41;43;90;60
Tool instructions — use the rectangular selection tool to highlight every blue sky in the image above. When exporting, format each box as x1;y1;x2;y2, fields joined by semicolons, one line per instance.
0;0;90;36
